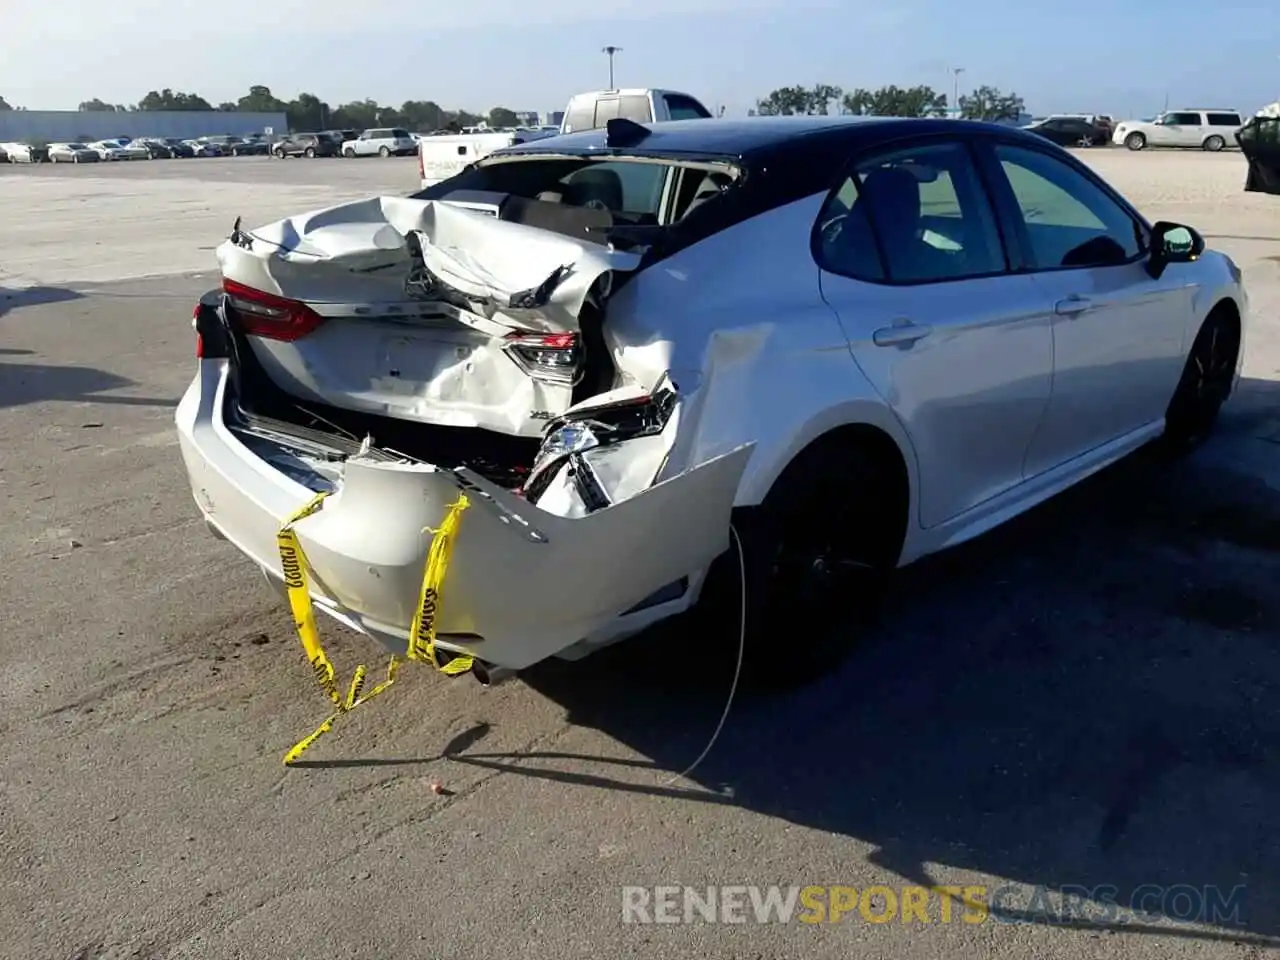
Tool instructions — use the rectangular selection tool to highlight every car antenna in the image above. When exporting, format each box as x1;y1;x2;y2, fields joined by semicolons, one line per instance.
605;117;651;149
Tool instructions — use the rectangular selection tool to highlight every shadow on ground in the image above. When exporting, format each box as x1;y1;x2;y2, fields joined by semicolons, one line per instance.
0;361;178;409
0;286;83;318
453;376;1280;945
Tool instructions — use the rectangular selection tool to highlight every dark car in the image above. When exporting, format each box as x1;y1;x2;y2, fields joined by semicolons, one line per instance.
200;135;270;157
158;138;195;158
135;139;174;159
1023;116;1108;147
323;129;359;148
271;132;340;158
1237;112;1280;194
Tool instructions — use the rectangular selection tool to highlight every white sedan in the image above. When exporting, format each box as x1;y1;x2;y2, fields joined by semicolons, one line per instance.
176;116;1247;688
2;141;41;162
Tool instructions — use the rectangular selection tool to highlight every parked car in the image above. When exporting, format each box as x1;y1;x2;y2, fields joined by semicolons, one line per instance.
272;132;340;158
1022;116;1108;147
131;139;173;159
1112;109;1244;151
153;138;194;158
47;142;102;163
89;139;149;160
182;139;221;157
2;142;47;163
178;115;1247;688
323;129;359;147
0;144;7;163
341;127;417;157
200;135;270;157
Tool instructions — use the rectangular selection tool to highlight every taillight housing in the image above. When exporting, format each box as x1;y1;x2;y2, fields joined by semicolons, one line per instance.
222;278;325;342
502;330;580;384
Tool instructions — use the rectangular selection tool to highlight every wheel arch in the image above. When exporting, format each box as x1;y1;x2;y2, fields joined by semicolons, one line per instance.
737;412;917;567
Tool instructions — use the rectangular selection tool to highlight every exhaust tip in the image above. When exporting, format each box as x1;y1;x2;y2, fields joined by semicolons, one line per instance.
471;660;516;687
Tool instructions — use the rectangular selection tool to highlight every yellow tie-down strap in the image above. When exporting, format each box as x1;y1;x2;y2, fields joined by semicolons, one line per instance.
274;490;472;765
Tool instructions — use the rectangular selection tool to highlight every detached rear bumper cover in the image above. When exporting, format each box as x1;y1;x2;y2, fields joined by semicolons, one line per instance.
177;359;752;671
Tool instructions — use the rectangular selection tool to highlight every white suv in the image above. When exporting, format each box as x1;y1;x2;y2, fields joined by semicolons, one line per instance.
341;127;417;158
1113;109;1244;151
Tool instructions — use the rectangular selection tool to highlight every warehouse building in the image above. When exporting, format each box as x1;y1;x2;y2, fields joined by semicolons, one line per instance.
0;110;288;144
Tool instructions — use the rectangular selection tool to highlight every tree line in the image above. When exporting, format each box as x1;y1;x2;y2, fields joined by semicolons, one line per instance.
753;83;1026;122
0;87;520;133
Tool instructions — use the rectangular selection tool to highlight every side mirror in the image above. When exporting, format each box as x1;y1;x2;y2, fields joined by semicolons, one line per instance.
1146;221;1205;278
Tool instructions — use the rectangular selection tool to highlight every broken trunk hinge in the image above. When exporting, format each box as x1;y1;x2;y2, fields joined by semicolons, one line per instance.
229;216;253;249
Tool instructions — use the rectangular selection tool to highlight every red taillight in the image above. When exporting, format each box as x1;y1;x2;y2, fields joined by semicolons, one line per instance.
502;330;580;383
222;278;325;342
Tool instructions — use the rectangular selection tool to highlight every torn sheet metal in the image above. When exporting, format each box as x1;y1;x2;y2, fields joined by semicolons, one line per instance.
220;196;645;333
292;442;755;670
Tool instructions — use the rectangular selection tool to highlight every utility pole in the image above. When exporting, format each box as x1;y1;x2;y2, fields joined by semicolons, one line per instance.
951;66;965;116
602;46;622;89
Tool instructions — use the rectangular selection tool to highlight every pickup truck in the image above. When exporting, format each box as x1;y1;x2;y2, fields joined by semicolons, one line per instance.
416;88;712;190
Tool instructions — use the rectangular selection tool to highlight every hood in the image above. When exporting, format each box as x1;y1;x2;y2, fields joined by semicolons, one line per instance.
223;196;646;335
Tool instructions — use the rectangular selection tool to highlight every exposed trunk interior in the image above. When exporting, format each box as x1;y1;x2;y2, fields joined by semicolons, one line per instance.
224;318;541;490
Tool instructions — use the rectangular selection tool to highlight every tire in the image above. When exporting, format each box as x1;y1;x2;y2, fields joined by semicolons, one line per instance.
1157;307;1240;456
304;147;316;158
1203;135;1225;152
343;147;355;158
379;145;391;157
691;433;906;691
273;148;285;159
49;153;57;163
1125;132;1147;151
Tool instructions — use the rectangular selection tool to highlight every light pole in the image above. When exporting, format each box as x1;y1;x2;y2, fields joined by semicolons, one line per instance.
602;46;622;89
951;66;965;116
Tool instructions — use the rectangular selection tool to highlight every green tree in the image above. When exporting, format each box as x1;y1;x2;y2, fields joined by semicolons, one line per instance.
78;98;118;111
958;85;1024;122
807;84;844;115
487;106;520;128
236;85;288;113
754;85;814;115
287;92;331;130
137;89;213;111
217;102;237;112
399;100;445;131
136;88;209;110
841;85;947;117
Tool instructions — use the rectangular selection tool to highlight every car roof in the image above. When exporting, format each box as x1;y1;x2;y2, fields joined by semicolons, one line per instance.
500;115;1027;161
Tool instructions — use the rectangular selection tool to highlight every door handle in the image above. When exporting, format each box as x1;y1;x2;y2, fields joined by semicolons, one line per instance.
872;322;932;347
1054;296;1092;316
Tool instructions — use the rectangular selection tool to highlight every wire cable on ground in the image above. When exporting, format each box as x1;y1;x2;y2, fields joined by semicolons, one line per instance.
659;523;746;787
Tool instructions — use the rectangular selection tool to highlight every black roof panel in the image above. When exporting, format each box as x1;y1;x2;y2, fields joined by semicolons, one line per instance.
497;115;1029;161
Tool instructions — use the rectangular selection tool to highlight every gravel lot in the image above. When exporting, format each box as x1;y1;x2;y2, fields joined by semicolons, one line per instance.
1;150;1278;960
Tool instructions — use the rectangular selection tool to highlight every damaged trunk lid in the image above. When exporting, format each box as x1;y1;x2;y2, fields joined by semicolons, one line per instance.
217;197;645;437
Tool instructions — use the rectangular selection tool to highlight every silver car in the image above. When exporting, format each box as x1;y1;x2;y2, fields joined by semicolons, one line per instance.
48;142;101;163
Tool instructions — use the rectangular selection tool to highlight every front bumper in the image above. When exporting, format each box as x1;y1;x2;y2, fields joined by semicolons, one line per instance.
175;358;750;671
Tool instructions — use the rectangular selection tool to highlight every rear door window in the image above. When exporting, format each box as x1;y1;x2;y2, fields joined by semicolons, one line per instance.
663;94;711;120
814;141;1007;284
560;160;668;216
392;128;411;138
593;98;622;126
1168;112;1203;126
563;99;594;133
619;95;653;122
1207;113;1242;127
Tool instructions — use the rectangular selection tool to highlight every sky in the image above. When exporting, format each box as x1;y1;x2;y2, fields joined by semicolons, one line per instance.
2;0;1278;119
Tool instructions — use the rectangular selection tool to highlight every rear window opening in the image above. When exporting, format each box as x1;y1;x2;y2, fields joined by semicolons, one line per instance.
411;155;741;240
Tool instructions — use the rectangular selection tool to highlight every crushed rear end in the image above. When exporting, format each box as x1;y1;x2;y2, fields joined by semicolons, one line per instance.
176;196;751;672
